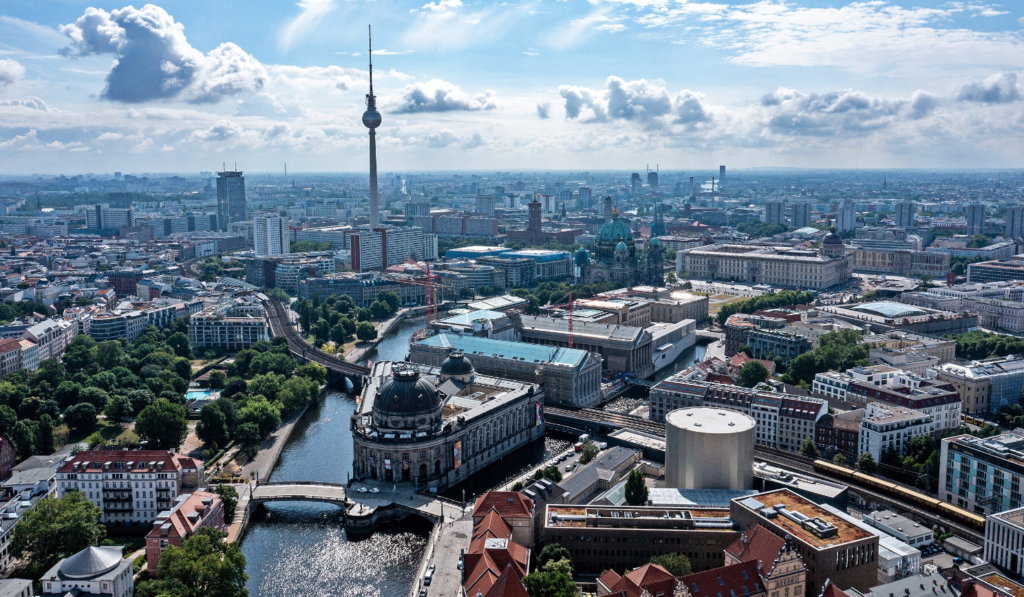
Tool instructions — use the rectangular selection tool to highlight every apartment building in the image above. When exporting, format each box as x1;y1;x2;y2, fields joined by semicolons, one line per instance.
0;340;22;379
188;300;269;351
984;506;1024;577
145;491;224;574
89;310;148;342
939;431;1024;515
649;378;826;452
858;403;933;461
56;449;203;525
842;378;962;432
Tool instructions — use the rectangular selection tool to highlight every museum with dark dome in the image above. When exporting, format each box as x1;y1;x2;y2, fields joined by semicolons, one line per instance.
351;351;545;489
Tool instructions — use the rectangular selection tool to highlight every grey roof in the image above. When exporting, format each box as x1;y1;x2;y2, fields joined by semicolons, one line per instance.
3;466;55;488
849;574;958;597
559;446;638;499
57;546;124;579
0;579;31;597
11;452;66;473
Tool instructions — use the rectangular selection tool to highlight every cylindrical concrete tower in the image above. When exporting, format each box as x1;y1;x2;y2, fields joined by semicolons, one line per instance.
362;26;381;229
665;407;755;490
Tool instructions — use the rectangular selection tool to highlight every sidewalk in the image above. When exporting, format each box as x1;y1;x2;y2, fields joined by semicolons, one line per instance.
238;400;311;483
345;310;408;362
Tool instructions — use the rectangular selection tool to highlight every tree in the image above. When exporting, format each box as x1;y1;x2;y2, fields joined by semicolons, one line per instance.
330;323;347;345
11;492;105;576
522;570;576;597
36;414;55;454
624;469;649;506
234;422;261;446
78;387;110;410
136;399;189;450
833;453;848;466
799;437;820;459
166;332;192;358
105;395;133;424
855;452;878;474
196;404;229;447
249;352;295;377
126;388;155;415
650;553;693;576
737;361;769;388
370;300;392;319
208;370;226;389
268;287;290;302
238;396;281;438
0;405;16;436
356;321;377;342
537;544;573;572
379;291;401;312
54;381;83;409
95;341;124;370
137;527;248;597
579;441;598;465
63;403;98;431
215;485;239;521
12;421;34;460
737;344;754;357
249;373;284;403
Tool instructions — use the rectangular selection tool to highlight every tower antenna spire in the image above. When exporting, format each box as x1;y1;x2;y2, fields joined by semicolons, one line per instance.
368;25;373;95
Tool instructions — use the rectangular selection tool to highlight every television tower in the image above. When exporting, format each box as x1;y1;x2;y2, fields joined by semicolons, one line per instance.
362;25;382;229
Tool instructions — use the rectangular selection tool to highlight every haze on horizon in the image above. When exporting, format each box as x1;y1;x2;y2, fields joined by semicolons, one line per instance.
0;0;1022;174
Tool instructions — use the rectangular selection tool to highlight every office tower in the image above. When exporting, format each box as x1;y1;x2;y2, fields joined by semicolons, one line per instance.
362;27;382;229
114;172;122;180
216;170;246;231
559;189;572;207
765;201;785;226
86;204;135;230
647;170;659;189
837;199;856;232
579;187;592;209
719;165;726;184
475;195;496;217
690;176;696;197
895;201;915;228
1006;205;1024;238
494;186;505;205
791;202;811;229
966;203;986;236
254;214;289;257
603;196;613;222
631;173;641;194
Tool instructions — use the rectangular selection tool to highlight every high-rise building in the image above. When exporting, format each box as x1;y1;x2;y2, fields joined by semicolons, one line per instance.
362;28;382;229
837;199;856;232
765;201;785;226
791;202;811;229
966;203;986;236
474;194;496;217
895;201;915;228
253;214;289;258
630;173;641;194
579;187;592;209
719;165;726;184
647;170;659;189
216;171;246;231
1007;205;1024;238
603;196;613;222
86;204;135;231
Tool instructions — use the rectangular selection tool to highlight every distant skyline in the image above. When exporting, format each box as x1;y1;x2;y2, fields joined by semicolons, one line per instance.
0;0;1022;173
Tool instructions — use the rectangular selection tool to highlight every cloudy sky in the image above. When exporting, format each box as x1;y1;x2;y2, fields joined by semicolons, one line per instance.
0;0;1022;173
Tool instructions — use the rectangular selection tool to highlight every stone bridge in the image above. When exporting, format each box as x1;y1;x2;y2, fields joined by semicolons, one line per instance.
249;482;349;508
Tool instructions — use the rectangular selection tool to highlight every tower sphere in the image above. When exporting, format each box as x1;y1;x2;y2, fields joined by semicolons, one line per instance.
363;108;382;129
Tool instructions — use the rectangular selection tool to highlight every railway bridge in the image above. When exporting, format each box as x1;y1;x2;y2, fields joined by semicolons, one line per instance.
262;298;369;388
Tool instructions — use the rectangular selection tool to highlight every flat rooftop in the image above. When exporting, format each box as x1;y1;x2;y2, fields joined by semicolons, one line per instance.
417;332;588;367
980;574;1024;597
736;489;873;549
991;505;1024;529
546;504;733;529
666;407;756;434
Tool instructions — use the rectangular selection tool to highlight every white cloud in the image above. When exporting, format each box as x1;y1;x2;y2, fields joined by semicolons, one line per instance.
234;92;303;118
635;1;1024;76
956;72;1021;103
560;76;710;128
0;59;25;86
390;79;501;113
537;102;551;118
421;0;463;12
59;5;266;103
280;0;336;51
0;96;51;111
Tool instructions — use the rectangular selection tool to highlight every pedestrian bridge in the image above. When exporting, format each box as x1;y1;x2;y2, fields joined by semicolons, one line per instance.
250;482;348;507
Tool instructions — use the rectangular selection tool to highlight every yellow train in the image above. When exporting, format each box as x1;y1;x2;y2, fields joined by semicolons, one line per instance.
812;459;986;532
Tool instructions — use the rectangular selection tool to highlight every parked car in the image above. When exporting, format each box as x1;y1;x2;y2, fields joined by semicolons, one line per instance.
419;590;427;597
424;570;433;586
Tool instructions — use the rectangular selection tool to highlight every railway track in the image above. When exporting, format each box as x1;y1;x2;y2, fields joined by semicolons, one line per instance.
544;406;984;543
263;299;369;377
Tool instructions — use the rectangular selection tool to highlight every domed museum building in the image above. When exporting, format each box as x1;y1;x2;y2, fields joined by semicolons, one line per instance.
351;351;545;490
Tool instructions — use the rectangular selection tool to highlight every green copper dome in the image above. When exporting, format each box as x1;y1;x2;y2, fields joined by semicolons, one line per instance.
596;210;634;245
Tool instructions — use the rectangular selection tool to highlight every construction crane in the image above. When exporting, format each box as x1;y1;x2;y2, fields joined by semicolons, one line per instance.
547;291;575;349
405;257;441;340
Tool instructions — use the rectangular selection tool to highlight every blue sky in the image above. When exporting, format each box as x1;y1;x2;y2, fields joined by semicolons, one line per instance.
0;0;1022;173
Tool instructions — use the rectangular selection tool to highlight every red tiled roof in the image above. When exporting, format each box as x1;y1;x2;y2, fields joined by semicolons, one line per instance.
819;579;854;597
0;338;21;354
623;564;675;588
473;492;534;519
680;560;765;597
60;449;182;473
726;525;786;575
481;565;530;597
472;510;512;543
145;491;220;541
465;551;503;597
598;570;623;592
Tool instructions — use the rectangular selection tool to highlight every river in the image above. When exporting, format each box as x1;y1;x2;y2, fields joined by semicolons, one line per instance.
241;315;556;597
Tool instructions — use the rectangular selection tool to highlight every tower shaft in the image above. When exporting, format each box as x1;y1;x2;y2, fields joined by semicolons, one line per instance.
369;130;379;228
